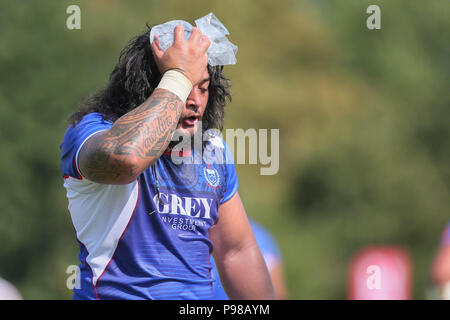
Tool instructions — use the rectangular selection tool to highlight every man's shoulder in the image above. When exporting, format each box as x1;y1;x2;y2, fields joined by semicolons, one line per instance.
203;130;235;166
62;113;110;141
71;112;113;129
60;112;114;179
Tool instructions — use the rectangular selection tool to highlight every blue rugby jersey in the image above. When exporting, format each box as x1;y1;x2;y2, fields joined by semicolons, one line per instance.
60;112;238;300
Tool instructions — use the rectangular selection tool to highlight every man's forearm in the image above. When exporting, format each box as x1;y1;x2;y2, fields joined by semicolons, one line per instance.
79;88;184;184
217;243;275;300
106;88;183;159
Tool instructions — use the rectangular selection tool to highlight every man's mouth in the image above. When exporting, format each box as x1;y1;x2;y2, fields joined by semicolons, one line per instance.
181;115;200;127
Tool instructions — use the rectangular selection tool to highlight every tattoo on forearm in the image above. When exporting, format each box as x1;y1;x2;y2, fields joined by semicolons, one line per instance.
80;89;184;183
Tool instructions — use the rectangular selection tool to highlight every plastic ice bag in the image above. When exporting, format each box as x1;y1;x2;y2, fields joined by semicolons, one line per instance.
149;12;237;66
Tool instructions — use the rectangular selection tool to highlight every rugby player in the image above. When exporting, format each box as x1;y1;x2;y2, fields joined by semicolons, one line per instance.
60;24;275;300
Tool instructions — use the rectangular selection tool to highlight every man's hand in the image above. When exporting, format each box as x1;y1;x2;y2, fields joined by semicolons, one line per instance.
151;25;210;86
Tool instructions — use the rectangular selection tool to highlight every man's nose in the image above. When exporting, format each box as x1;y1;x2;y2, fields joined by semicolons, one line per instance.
186;88;201;110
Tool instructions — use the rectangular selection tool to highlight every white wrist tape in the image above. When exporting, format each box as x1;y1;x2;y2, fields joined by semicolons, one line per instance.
156;70;193;103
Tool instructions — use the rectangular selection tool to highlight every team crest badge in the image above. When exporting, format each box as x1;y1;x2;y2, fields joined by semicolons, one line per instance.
204;166;220;189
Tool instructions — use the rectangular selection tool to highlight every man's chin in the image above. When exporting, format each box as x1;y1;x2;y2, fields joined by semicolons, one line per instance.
175;126;197;138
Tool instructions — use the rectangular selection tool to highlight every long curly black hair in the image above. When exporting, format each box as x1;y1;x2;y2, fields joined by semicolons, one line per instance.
69;24;232;132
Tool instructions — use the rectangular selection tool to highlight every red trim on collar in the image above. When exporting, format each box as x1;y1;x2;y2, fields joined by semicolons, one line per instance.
163;146;191;157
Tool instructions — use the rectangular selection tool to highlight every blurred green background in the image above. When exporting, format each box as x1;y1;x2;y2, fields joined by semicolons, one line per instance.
0;0;449;299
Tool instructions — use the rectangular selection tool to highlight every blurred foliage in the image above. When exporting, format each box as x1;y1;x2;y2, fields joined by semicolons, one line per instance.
0;0;448;299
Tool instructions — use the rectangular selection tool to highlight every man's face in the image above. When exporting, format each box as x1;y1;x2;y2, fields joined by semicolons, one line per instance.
176;69;210;137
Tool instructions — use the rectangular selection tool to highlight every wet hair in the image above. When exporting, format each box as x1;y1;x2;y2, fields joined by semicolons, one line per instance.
69;24;232;132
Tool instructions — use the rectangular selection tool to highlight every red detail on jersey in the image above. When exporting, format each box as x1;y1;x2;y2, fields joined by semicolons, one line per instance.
163;146;191;157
